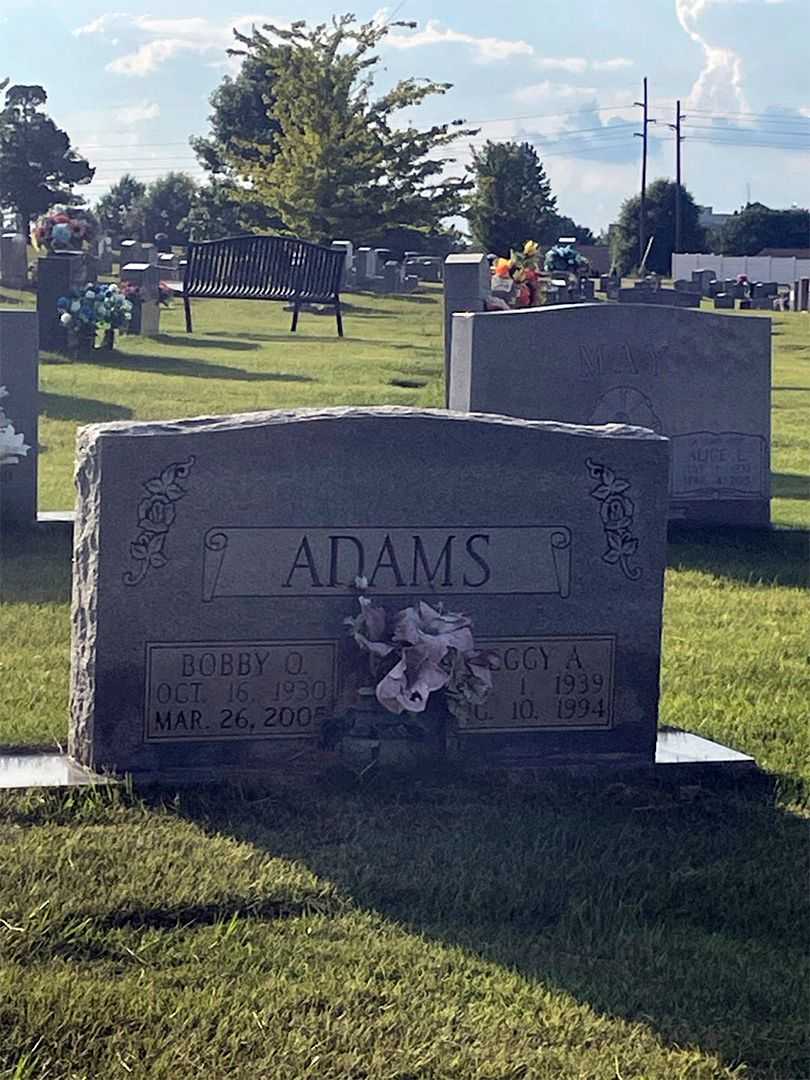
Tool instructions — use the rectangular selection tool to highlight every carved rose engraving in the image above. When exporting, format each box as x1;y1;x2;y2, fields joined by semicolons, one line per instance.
586;458;641;581
123;457;195;586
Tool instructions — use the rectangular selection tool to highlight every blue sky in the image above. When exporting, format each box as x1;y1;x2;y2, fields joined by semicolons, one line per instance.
1;0;807;231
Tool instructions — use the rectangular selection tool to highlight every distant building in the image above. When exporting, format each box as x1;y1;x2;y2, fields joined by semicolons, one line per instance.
698;206;734;231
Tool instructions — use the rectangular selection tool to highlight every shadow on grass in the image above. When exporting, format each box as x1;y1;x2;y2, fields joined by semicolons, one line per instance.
0;527;72;604
88;352;315;383
180;777;808;1079
772;471;810;500
773;385;810;392
668;524;809;588
214;330;349;343
0;292;24;306
151;333;259;352
40;391;133;424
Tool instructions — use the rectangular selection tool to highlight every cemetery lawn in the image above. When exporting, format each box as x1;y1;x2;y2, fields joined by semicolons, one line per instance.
0;288;808;1079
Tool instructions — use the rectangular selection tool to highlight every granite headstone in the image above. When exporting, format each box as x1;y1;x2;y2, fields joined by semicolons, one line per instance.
450;304;771;527
0;311;38;529
69;407;669;779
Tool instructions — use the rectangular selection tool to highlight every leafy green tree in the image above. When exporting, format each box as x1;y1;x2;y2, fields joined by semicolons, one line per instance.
0;84;94;224
611;179;705;275
214;16;475;245
183;179;283;241
191;54;281;178
141;173;198;246
94;174;147;244
717;202;810;255
466;141;557;255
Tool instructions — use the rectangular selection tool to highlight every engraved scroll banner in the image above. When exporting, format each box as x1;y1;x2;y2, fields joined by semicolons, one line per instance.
671;432;767;499
202;526;572;601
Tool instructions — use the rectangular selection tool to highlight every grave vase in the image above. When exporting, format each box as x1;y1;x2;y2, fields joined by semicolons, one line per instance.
338;694;447;773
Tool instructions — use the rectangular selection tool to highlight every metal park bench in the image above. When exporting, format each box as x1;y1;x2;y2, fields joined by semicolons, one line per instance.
167;235;345;337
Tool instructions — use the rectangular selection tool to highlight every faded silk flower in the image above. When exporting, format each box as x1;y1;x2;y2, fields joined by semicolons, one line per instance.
348;595;497;718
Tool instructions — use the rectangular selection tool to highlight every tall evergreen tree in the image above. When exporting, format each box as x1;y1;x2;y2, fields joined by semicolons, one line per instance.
211;15;475;245
466;141;557;255
0;84;94;224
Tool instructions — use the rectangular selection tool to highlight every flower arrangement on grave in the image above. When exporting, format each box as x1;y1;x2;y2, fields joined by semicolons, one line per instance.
543;242;589;276
339;580;498;747
33;205;99;254
57;283;133;351
120;281;174;307
489;240;543;308
0;387;29;468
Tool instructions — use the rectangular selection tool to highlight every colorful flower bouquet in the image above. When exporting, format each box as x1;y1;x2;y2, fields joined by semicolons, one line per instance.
338;584;497;762
33;205;99;255
543;242;589;276
120;281;174;307
0;387;29;468
490;240;543;308
57;283;133;351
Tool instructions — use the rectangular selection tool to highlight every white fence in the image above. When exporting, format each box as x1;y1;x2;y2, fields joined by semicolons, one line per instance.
672;253;810;285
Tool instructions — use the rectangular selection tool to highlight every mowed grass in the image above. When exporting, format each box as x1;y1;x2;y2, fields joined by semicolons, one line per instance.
0;286;808;1079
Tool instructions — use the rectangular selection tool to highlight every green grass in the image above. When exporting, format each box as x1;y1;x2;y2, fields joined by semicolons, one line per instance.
0;287;808;1079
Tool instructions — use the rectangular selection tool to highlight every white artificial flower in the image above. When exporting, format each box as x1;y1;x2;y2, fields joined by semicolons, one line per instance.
0;423;29;467
60;312;72;326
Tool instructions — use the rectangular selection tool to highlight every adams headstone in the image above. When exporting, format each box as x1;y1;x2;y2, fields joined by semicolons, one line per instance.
70;407;669;780
450;304;771;527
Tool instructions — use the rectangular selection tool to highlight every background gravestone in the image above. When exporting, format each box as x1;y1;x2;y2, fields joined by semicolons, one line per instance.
121;263;161;336
0;234;28;289
70;407;669;780
450;304;771;527
36;252;86;353
442;253;490;406
0;311;38;529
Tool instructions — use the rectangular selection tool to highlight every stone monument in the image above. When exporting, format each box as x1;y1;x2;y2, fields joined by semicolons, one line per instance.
69;407;670;780
449;304;771;527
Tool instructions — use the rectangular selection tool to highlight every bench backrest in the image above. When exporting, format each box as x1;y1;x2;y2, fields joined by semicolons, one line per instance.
183;235;344;301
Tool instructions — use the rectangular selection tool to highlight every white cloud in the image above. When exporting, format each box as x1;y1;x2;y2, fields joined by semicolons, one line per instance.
593;58;634;71
385;20;533;63
675;0;750;112
535;57;588;74
534;56;633;74
116;101;161;125
513;82;599;105
75;13;283;77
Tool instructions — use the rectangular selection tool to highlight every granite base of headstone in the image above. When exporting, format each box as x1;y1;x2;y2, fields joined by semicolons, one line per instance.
69;406;672;781
158;253;180;281
36;252;86;353
0;310;38;530
449;303;771;528
0;233;28;289
714;294;735;309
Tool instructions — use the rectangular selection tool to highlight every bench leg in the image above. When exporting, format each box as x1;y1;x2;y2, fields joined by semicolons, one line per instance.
335;300;344;338
184;295;193;333
290;300;300;333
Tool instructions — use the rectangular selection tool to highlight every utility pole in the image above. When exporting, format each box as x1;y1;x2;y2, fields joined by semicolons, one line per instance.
634;78;655;269
668;100;686;254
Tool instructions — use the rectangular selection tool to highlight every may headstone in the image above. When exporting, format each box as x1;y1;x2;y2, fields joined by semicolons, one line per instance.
69;407;669;779
0;311;38;529
0;233;28;289
449;304;771;527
